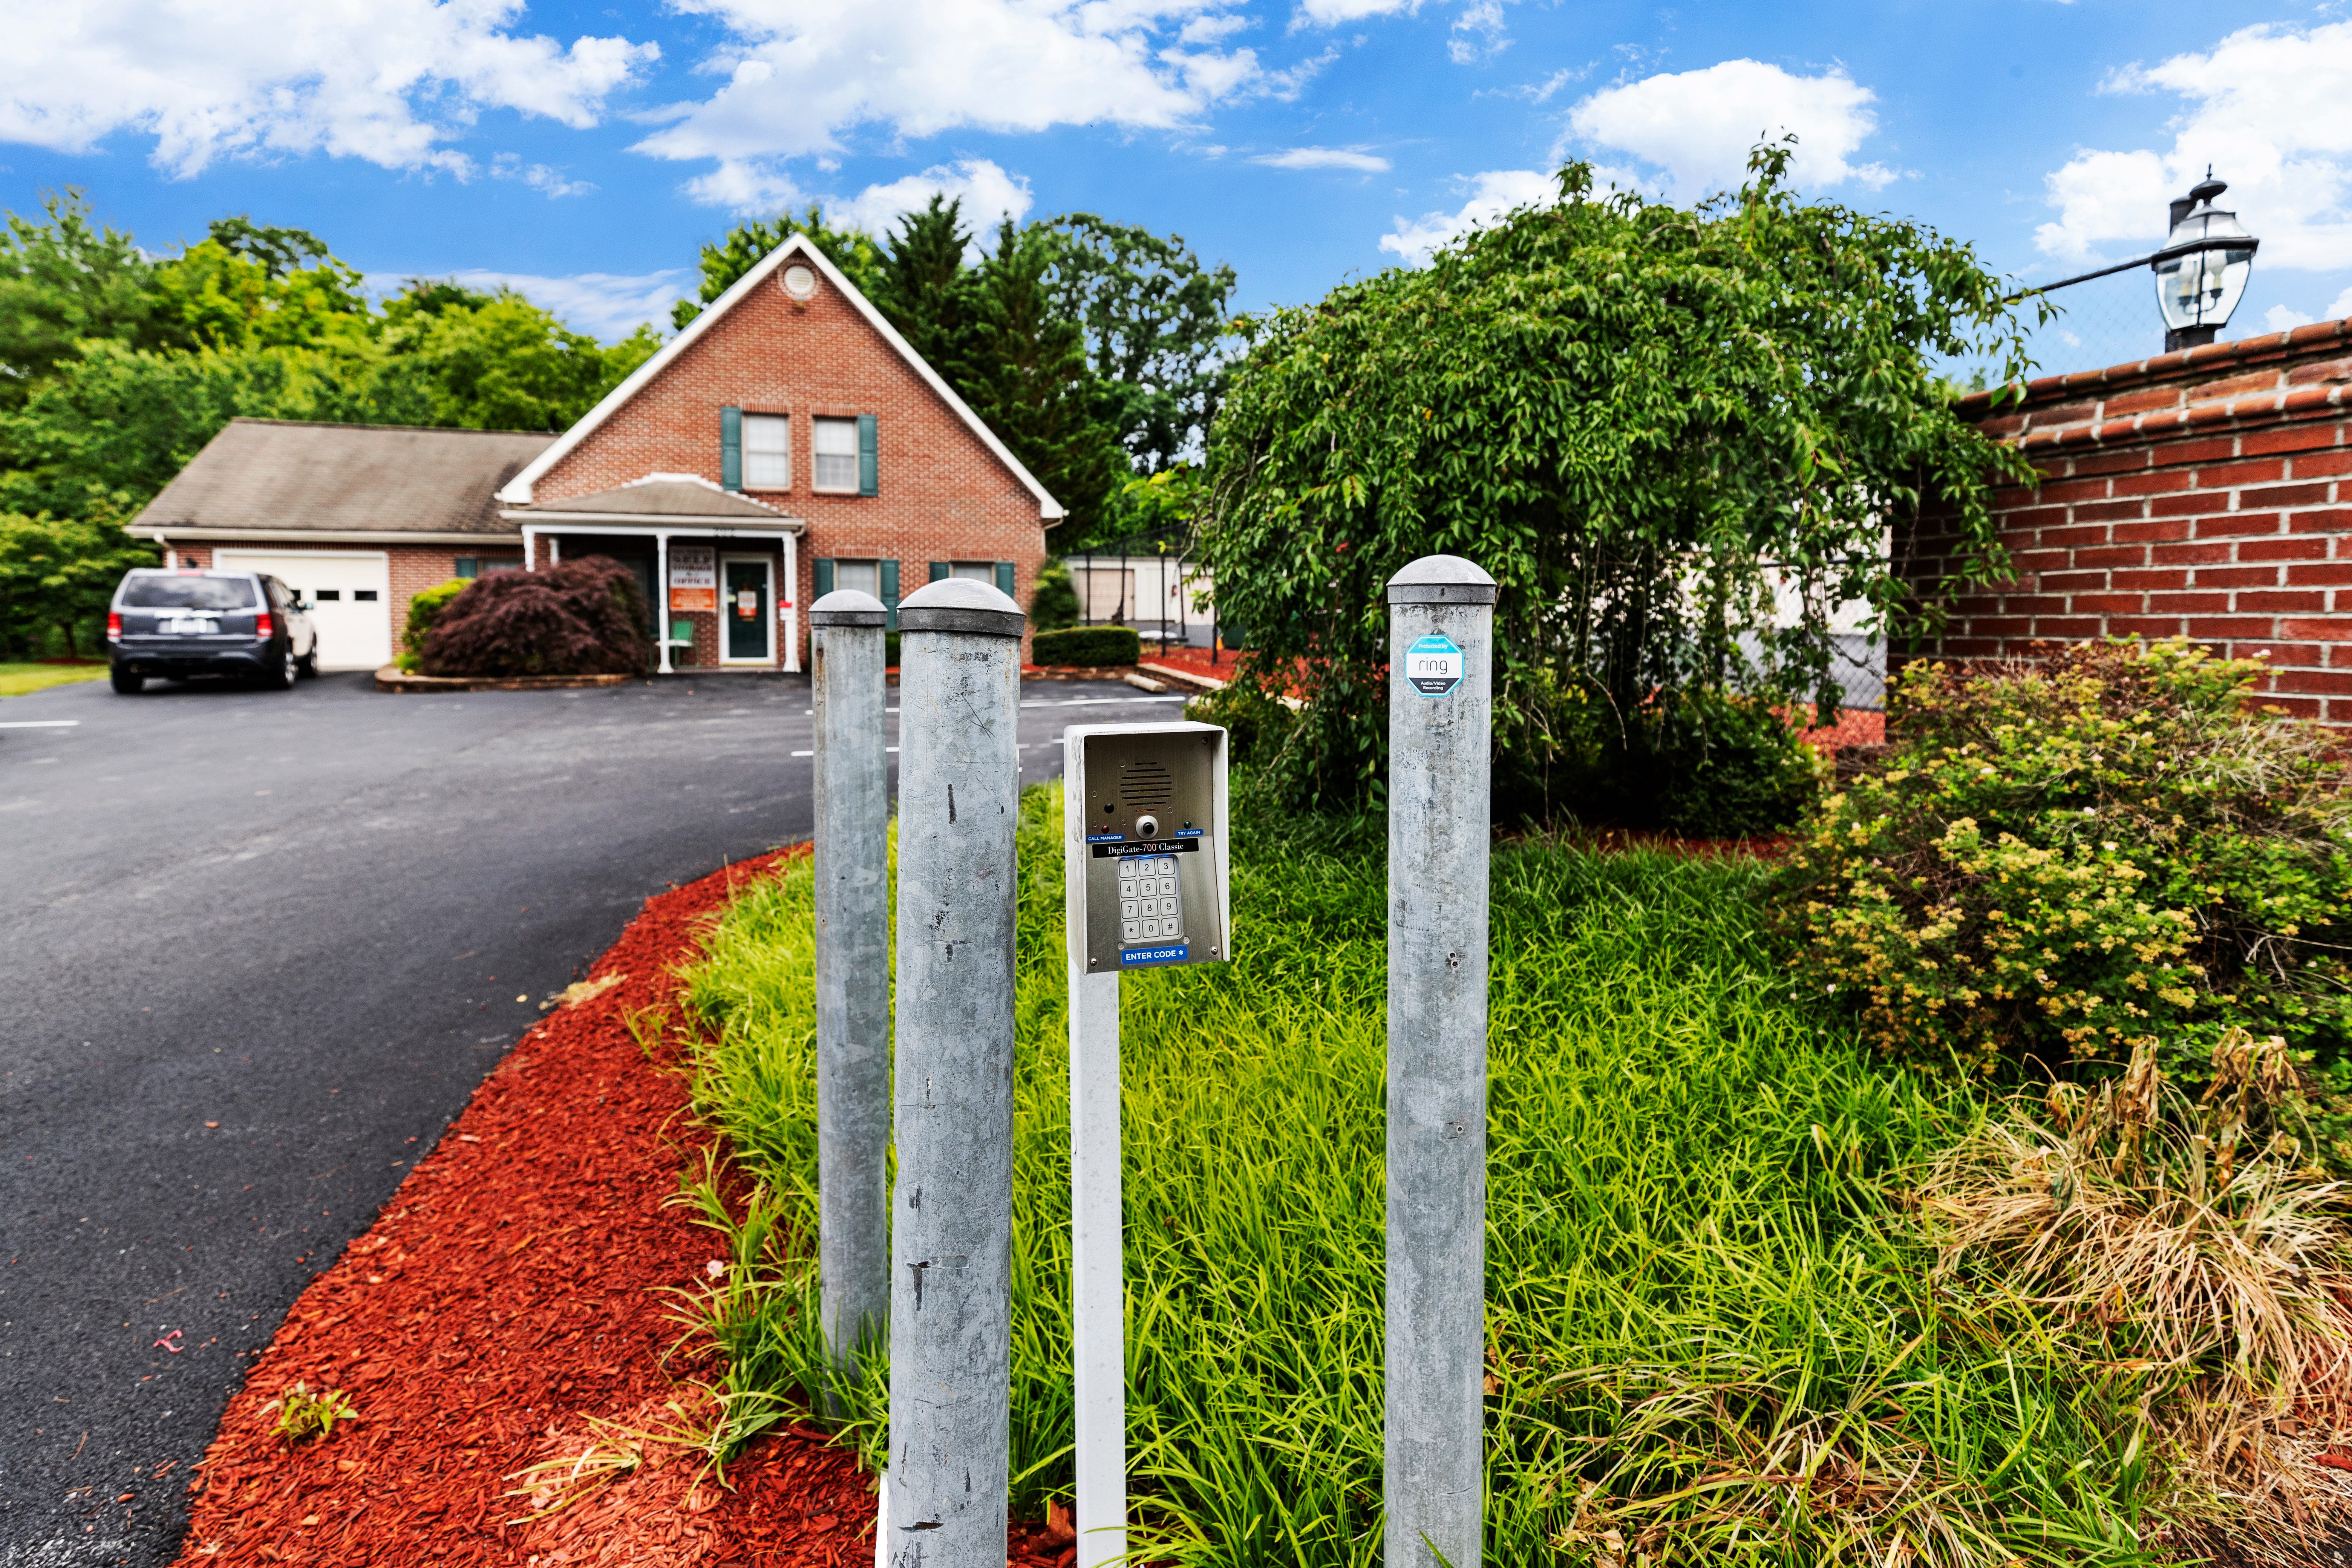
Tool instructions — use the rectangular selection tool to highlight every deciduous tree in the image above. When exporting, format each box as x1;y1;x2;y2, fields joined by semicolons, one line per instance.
1204;148;2044;818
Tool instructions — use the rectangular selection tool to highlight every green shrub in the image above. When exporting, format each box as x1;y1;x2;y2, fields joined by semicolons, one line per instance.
1183;675;1297;771
1031;624;1139;667
1775;639;2352;1125
1507;678;1821;836
398;578;467;672
1028;559;1080;632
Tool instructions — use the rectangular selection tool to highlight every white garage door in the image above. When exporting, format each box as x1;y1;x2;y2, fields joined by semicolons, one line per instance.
215;551;392;671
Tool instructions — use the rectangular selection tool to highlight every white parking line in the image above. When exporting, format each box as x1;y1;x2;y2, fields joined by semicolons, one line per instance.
0;720;81;729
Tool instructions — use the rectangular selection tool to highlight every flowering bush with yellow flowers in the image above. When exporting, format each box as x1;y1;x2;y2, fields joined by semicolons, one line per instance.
1776;639;2352;1143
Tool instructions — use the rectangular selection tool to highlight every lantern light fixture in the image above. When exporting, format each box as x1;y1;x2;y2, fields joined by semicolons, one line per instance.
2152;168;2259;351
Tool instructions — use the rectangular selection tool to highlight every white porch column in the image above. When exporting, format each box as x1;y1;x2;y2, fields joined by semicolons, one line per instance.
522;527;537;572
781;528;802;673
656;530;675;677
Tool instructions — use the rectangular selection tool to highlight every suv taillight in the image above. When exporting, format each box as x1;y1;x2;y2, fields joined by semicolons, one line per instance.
254;611;274;640
107;611;122;641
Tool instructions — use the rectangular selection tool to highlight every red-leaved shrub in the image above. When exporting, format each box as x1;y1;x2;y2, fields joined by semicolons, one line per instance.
421;559;651;677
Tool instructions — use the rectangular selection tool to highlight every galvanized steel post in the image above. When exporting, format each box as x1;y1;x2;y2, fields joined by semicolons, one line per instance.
885;577;1026;1568
1384;554;1496;1568
810;588;892;1380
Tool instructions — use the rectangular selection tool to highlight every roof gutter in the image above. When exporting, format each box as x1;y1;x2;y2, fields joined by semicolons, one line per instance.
129;527;525;546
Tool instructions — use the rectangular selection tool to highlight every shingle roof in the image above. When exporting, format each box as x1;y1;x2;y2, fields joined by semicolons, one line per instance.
506;474;793;521
131;419;555;537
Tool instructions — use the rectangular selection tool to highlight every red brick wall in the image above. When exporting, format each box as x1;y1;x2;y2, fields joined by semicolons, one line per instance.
533;260;1051;664
1905;320;2352;721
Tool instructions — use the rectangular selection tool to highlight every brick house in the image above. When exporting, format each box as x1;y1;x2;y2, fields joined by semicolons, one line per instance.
127;233;1063;672
1901;320;2352;722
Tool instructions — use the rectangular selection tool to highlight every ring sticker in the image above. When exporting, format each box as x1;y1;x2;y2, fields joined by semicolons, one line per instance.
1405;632;1464;698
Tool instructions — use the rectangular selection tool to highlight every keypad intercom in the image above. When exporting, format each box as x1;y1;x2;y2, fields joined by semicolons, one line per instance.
1062;721;1231;972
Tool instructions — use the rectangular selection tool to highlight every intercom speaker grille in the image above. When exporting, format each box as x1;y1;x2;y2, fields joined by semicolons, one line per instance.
1121;761;1175;807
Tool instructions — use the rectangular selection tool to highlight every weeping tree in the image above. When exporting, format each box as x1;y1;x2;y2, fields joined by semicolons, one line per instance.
1202;147;2046;819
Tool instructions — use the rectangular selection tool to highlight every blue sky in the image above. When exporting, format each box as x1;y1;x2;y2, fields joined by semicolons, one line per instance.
4;0;2349;377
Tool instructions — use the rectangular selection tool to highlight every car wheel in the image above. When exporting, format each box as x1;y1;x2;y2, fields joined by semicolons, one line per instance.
109;667;145;695
296;651;318;678
263;646;298;691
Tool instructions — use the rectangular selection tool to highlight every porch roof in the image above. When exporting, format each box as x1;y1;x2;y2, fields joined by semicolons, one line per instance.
501;474;804;532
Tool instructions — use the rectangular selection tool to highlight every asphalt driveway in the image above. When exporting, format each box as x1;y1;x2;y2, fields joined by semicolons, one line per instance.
0;668;1187;1565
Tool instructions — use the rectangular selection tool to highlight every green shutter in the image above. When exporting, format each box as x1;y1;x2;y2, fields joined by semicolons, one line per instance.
857;413;879;496
994;561;1015;599
720;406;743;492
929;562;950;584
813;558;835;599
880;559;901;632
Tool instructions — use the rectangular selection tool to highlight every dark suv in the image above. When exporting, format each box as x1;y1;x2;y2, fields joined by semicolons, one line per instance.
107;568;319;694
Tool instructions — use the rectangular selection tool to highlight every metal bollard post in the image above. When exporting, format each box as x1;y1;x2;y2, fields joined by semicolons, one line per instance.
885;576;1026;1568
1384;554;1496;1568
810;588;892;1381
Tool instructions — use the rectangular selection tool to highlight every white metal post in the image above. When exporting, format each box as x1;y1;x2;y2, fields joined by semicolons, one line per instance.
1064;757;1126;1568
782;528;803;672
656;531;674;676
885;576;1026;1568
1383;554;1496;1568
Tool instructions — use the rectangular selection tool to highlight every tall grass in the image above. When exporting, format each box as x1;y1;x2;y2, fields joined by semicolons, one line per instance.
677;784;2173;1566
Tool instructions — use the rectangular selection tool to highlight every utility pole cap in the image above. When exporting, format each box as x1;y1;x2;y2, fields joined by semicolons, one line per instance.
898;577;1026;637
1386;554;1498;606
808;588;888;627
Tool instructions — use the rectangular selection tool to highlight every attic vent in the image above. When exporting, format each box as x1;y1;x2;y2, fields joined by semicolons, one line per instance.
1121;761;1174;807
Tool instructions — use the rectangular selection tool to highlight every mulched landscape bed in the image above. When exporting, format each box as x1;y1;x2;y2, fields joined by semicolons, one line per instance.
173;848;1086;1568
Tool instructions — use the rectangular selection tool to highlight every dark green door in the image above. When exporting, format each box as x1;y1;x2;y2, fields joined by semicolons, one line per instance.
724;559;771;662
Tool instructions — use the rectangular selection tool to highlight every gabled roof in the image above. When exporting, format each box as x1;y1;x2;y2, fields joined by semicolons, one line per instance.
507;473;793;521
131;419;553;538
494;233;1065;522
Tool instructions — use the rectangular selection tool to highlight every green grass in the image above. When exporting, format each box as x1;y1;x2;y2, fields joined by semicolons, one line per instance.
0;661;106;697
677;783;2171;1567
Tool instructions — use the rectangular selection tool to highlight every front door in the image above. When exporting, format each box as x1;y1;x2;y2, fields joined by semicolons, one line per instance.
722;556;773;665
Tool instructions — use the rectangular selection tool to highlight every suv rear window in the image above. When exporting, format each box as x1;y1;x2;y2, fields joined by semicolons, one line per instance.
120;575;259;610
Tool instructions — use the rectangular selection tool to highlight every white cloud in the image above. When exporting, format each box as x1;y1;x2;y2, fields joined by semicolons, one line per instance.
1449;0;1507;64
490;154;596;198
1379;168;1553;264
0;0;656;177
375;268;688;340
1562;59;1894;200
2267;287;2352;332
1294;0;1421;23
636;0;1270;200
829;159;1035;240
1253;145;1390;171
2035;21;2352;270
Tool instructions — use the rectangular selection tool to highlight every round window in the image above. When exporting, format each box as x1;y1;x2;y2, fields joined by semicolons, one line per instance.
781;265;818;300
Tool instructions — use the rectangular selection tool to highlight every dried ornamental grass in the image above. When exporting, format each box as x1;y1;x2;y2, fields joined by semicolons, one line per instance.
1920;1030;2352;1543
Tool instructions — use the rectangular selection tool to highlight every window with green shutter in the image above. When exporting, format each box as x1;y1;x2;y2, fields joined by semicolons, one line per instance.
858;414;879;496
994;561;1015;598
929;562;951;583
813;559;835;598
880;559;901;631
720;406;743;491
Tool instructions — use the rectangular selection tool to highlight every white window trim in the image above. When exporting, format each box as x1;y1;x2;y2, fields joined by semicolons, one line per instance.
812;416;861;495
743;412;792;492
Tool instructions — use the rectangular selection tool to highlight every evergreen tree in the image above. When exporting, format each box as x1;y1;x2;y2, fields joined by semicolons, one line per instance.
963;220;1125;536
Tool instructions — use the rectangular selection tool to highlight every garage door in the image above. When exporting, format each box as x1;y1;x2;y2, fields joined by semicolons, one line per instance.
214;551;392;671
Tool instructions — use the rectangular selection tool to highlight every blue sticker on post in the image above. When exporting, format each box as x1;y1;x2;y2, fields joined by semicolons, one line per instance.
1406;632;1464;697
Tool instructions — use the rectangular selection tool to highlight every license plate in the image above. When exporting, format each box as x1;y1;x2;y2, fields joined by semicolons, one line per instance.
164;617;211;634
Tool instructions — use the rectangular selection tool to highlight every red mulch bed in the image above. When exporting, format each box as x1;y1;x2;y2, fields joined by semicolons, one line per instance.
173;848;1081;1568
